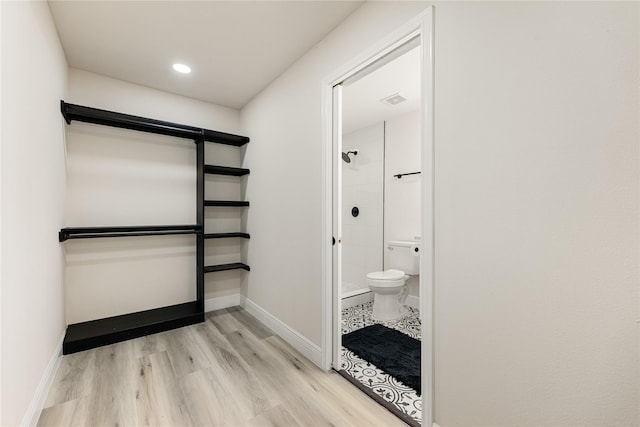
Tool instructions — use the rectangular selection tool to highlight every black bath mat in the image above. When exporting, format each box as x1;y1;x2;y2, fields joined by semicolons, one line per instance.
342;324;421;395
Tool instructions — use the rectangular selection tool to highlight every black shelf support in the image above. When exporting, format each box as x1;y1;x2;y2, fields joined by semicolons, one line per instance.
204;232;250;239
204;165;250;176
59;225;201;242
204;263;251;273
204;200;250;207
196;131;205;313
61;101;250;146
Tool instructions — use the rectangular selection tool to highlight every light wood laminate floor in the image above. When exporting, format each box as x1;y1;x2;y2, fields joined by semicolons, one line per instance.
38;307;407;427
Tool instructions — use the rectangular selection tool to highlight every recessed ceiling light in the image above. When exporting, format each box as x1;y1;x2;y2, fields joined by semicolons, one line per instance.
172;63;191;74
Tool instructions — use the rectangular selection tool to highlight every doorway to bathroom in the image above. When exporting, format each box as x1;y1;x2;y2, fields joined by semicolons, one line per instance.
321;8;434;427
339;40;422;425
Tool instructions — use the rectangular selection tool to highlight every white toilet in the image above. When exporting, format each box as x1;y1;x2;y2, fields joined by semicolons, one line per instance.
366;240;420;321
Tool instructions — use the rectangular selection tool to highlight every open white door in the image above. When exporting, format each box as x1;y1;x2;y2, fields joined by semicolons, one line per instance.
331;83;343;369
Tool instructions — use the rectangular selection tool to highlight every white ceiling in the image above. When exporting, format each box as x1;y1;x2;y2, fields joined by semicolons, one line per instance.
342;46;420;134
48;1;363;109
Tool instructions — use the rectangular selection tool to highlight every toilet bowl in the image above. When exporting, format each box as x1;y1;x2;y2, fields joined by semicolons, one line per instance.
366;269;409;321
367;240;420;321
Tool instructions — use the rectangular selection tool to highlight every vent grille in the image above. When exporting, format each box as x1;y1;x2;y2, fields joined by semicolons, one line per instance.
380;93;407;105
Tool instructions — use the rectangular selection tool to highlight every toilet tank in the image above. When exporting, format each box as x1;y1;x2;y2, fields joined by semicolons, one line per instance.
386;240;420;275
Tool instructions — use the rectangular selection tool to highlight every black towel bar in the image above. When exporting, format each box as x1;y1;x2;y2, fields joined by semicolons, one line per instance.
393;171;421;179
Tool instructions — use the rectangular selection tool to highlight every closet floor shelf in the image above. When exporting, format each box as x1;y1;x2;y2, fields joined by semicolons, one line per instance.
204;263;251;273
63;301;204;354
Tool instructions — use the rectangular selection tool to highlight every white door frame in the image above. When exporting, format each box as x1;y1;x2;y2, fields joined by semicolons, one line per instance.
320;7;435;426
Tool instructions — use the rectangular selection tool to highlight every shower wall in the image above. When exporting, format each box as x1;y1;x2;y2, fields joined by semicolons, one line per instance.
342;111;421;299
341;122;384;295
384;110;421;298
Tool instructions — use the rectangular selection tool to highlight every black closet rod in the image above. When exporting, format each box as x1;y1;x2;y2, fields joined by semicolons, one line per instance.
60;101;249;146
59;224;201;242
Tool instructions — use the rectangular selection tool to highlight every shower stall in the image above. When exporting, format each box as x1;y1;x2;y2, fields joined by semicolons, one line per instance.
341;123;385;301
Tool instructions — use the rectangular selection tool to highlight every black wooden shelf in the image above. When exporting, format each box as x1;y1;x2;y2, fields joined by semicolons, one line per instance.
204;263;251;273
61;101;250;146
204;165;250;176
63;301;203;354
204;232;250;239
59;224;201;242
59;100;250;354
204;200;250;207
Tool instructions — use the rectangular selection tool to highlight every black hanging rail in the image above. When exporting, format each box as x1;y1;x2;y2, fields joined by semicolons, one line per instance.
204;232;250;239
393;171;421;179
59;224;201;242
60;101;250;146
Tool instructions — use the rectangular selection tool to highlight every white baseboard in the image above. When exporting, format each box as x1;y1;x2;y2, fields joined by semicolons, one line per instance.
341;290;373;309
342;293;418;310
21;332;64;427
240;296;323;367
204;293;241;313
406;295;420;310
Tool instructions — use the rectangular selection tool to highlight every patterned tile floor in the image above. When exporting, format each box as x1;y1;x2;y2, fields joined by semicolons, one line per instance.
341;301;422;424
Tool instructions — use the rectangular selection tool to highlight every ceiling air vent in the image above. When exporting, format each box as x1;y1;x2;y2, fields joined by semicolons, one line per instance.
380;93;407;106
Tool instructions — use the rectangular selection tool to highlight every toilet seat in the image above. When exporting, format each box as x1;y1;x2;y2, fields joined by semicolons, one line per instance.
366;269;406;286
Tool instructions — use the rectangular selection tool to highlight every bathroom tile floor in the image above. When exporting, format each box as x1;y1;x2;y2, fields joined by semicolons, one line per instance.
341;301;422;425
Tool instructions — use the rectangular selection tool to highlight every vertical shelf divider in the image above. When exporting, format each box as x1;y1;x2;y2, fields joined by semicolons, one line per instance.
196;131;205;313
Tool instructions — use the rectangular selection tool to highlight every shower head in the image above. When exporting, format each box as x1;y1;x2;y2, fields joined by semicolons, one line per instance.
342;150;358;163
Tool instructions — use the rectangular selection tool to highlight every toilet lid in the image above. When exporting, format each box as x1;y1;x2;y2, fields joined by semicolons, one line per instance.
367;269;405;281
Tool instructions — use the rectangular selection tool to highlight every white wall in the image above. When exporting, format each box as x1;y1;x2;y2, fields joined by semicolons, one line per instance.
433;2;638;425
384;110;421;297
66;69;243;323
242;1;639;426
241;1;428;346
0;2;68;425
342;123;384;294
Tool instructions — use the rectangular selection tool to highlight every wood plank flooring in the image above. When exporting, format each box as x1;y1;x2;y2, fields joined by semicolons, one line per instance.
38;307;408;427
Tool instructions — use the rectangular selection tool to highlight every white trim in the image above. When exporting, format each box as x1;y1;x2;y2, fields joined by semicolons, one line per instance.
321;7;435;427
320;57;334;371
21;332;64;427
204;293;241;313
419;9;436;427
406;295;420;310
342;292;416;310
341;291;374;309
433;423;441;427
331;84;343;370
240;295;323;367
341;286;369;299
323;25;422;89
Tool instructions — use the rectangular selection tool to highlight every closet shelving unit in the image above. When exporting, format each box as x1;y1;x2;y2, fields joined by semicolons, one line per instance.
58;101;250;354
202;148;251;273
